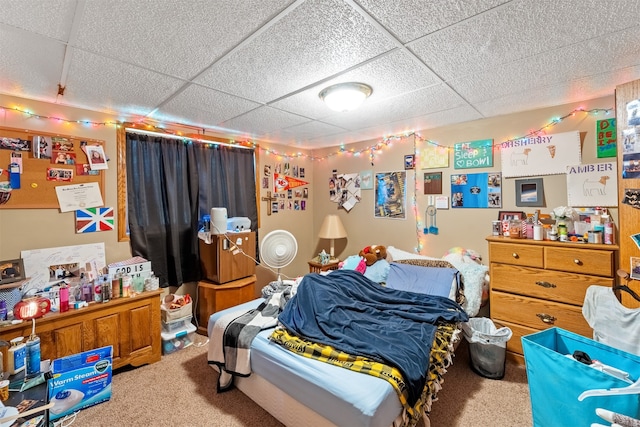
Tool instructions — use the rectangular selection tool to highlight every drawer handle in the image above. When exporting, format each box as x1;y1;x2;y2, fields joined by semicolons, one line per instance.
574;259;581;265
511;252;519;259
535;281;556;288
536;313;556;324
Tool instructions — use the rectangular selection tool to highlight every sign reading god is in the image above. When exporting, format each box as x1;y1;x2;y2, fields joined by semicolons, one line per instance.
454;139;493;169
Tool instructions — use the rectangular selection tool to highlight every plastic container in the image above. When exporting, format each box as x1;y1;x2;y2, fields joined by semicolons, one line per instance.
161;323;196;355
162;315;193;333
461;318;512;379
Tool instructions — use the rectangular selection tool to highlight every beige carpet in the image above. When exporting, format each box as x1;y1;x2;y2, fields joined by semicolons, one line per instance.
73;334;532;427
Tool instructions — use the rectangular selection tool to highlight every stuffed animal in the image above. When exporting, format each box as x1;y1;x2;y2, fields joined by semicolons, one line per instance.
358;245;388;266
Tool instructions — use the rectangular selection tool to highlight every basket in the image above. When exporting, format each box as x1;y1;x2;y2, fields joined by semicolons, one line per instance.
0;284;23;313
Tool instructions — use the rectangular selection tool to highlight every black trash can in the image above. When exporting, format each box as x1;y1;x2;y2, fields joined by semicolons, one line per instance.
461;317;512;379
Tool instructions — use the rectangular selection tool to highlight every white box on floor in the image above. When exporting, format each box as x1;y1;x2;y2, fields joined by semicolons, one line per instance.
48;346;113;421
161;323;196;355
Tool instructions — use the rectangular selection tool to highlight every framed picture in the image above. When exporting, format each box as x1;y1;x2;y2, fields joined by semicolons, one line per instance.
404;154;415;170
515;178;544;207
0;258;25;285
497;211;526;221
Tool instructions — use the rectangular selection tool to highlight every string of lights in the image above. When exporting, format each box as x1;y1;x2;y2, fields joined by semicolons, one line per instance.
1;103;614;255
1;104;613;162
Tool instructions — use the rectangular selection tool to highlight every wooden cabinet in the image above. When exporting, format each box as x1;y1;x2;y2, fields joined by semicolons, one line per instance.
487;236;618;364
0;290;162;370
197;275;256;334
199;232;256;284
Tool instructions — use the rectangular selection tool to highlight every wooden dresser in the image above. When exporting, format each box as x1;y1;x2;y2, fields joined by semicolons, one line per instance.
487;236;618;364
0;289;163;370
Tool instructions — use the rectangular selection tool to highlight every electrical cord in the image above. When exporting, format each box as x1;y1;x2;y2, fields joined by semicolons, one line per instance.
52;411;79;427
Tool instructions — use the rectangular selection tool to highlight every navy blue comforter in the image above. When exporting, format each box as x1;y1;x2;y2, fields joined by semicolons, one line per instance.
277;269;469;406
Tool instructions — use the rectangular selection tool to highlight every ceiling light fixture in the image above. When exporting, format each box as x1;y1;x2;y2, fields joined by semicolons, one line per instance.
319;82;372;112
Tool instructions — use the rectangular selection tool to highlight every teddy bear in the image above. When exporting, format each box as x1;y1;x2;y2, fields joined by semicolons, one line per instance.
358;245;388;266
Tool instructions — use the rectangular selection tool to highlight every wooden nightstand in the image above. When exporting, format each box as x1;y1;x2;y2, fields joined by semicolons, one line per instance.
196;275;256;334
308;259;340;273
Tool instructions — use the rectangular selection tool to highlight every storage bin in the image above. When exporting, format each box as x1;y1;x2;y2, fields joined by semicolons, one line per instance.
161;323;196;355
522;327;640;427
162;315;193;333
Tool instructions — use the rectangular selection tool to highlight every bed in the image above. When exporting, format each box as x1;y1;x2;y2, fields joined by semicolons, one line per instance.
208;254;470;427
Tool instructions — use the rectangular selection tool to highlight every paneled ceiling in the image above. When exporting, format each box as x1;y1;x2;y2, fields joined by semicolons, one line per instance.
1;0;639;149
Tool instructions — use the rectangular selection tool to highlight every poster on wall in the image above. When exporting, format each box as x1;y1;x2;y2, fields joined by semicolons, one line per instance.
500;131;581;178
454;139;493;169
274;173;309;193
596;118;616;158
566;162;618;207
329;173;361;212
21;243;107;293
622;127;640;179
451;172;502;208
374;171;406;219
420;144;449;169
423;172;443;194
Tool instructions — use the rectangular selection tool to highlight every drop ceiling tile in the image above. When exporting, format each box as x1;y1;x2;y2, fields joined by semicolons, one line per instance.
62;48;185;116
151;84;262;129
410;0;640;81
474;66;640;118
280;120;348;141
302;104;483;148
219;106;310;137
195;0;396;103
73;0;294;80
451;25;640;104
271;49;443;119
0;0;76;40
322;84;467;130
0;27;65;100
354;0;510;43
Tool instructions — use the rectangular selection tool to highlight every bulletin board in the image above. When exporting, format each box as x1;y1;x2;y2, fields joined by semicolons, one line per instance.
0;126;105;209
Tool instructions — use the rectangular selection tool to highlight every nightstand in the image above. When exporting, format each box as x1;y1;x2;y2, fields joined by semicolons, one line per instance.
308;259;340;273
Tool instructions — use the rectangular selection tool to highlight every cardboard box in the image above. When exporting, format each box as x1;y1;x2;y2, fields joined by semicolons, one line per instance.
48;346;113;421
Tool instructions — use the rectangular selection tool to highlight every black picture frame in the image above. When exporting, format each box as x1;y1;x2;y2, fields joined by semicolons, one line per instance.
0;258;25;285
515;178;544;207
404;154;415;170
497;210;526;221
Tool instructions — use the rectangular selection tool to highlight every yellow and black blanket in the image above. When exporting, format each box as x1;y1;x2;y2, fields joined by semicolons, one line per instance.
275;270;468;415
270;322;459;427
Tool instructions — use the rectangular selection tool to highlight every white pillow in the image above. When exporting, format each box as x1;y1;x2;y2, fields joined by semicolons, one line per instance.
386;246;441;262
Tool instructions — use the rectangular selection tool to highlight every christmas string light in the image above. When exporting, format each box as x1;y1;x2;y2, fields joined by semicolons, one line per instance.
1;104;613;162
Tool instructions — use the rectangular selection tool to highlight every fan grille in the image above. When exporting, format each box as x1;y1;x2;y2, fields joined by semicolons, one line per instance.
260;230;298;269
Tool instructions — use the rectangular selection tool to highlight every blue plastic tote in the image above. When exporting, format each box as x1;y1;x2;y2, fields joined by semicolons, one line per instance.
522;327;640;427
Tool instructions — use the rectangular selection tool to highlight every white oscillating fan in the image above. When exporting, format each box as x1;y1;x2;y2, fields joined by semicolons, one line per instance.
260;230;298;282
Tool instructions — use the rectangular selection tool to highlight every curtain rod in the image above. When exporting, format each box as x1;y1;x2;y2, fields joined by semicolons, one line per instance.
125;127;252;150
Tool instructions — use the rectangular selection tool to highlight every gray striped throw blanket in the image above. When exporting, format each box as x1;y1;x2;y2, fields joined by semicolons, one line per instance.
208;282;293;391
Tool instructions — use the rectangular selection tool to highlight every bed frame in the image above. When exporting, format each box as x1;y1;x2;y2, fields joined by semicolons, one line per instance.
210;365;428;427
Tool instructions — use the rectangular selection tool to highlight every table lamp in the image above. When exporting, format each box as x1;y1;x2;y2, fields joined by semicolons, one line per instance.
318;214;347;259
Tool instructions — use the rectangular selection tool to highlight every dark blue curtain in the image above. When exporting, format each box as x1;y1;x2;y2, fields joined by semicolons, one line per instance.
126;133;257;287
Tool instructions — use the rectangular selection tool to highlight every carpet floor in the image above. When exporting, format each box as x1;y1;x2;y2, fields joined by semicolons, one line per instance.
72;334;532;427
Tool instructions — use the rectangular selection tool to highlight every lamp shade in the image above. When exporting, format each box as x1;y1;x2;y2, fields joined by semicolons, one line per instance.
318;82;372;112
318;215;347;239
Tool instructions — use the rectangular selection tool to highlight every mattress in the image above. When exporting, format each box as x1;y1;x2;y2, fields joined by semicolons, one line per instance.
208;299;402;427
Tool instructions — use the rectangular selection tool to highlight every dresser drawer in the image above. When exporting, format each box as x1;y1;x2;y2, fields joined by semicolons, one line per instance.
491;291;592;337
544;246;614;277
492;319;539;356
488;242;544;268
490;263;614;305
